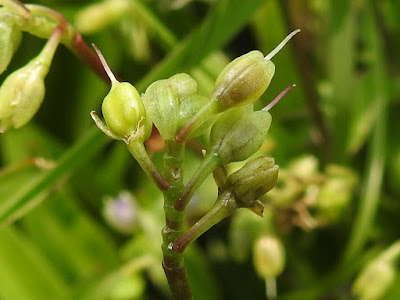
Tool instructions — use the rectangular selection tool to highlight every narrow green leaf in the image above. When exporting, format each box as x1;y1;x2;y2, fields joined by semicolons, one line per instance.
0;227;67;300
23;188;119;282
0;127;107;225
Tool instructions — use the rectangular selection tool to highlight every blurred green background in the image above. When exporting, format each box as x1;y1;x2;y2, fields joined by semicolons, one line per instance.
0;0;400;299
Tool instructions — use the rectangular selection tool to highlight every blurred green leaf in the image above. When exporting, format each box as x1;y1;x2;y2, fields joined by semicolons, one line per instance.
0;127;107;225
0;228;67;300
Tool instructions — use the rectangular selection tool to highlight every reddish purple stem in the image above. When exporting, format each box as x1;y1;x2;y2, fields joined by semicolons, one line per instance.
263;84;296;111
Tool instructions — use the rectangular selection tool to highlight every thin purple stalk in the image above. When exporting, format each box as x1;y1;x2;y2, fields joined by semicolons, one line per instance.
262;84;296;111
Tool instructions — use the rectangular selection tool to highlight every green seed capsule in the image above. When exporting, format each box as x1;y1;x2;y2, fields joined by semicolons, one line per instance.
176;30;300;143
210;105;272;164
253;234;286;279
102;81;151;140
228;156;279;208
143;73;199;140
353;259;396;300
213;50;275;109
0;27;61;132
0;14;22;75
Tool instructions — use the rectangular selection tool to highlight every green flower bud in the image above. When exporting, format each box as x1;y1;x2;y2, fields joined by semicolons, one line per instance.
210;105;272;164
142;73;197;140
213;50;275;109
0;12;22;75
253;234;286;279
353;260;395;300
228;157;279;208
0;27;61;132
353;241;400;300
102;81;151;140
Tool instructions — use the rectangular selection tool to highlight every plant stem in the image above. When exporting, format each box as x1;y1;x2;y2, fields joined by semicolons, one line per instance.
173;190;237;253
162;140;192;300
174;151;219;211
266;277;277;300
126;139;169;191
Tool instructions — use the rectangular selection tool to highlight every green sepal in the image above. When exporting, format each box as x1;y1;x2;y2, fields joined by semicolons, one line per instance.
142;73;197;140
210;105;272;164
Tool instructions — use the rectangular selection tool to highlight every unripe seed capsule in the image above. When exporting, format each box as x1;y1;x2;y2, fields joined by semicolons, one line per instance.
92;45;152;141
213;50;274;109
253;234;286;279
176;29;300;143
0;26;61;132
210;105;272;164
228;156;279;208
142;73;197;140
0;13;22;75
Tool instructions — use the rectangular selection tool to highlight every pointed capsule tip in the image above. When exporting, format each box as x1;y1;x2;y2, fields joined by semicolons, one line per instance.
265;29;301;60
263;84;296;111
92;43;118;84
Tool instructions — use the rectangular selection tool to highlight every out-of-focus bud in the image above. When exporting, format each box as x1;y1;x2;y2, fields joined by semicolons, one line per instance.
253;234;286;279
213;50;274;109
352;260;395;300
0;27;61;133
103;191;138;234
228;156;279;209
210;105;272;164
253;234;286;299
74;0;131;34
288;155;319;183
142;73;197;140
315;165;358;223
0;12;22;75
353;240;400;300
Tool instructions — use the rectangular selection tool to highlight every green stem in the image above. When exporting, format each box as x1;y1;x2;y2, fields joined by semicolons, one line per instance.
174;151;220;211
161;140;192;300
173;190;237;253
126;139;169;191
